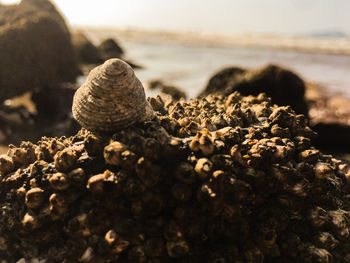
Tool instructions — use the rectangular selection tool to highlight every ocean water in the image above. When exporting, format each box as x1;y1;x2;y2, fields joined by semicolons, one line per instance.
85;28;350;99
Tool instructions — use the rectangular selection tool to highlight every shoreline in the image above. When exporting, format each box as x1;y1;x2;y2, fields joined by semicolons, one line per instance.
76;26;350;56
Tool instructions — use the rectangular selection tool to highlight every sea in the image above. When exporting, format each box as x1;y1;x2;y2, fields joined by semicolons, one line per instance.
82;27;350;99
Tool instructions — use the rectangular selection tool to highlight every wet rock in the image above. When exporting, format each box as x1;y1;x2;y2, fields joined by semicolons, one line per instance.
0;104;35;144
148;80;187;101
0;0;79;103
98;38;124;61
31;83;77;120
0;93;350;262
0;91;80;149
72;31;102;64
200;64;308;116
201;66;246;97
306;83;350;157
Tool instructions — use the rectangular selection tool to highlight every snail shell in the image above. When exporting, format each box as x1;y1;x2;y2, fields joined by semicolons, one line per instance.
72;59;154;133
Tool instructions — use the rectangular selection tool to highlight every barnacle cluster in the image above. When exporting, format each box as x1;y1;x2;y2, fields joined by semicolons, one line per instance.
1;92;350;262
200;64;308;116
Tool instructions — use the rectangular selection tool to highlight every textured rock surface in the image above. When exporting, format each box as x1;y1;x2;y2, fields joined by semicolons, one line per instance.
98;38;124;61
0;0;79;102
72;31;102;64
200;64;308;116
1;92;350;262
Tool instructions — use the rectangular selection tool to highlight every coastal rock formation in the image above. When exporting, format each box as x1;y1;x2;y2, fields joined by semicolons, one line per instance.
0;0;79;102
148;79;187;101
98;38;125;61
72;31;102;64
72;33;142;70
201;67;246;97
1;88;350;261
31;83;77;120
0;84;80;149
306;83;350;154
200;64;309;116
0;104;35;144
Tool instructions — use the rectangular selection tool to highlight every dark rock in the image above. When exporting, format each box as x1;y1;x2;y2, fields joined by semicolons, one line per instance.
200;66;246;97
98;38;124;60
313;123;350;151
0;82;79;149
123;59;143;70
31;83;77;120
0;104;35;145
200;64;308;116
0;0;79;103
98;38;142;69
148;80;186;101
306;83;350;156
72;31;102;64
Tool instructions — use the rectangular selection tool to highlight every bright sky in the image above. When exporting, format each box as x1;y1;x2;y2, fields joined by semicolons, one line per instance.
2;0;350;35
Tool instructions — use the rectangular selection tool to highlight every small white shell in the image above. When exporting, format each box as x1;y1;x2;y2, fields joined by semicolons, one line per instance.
72;59;154;133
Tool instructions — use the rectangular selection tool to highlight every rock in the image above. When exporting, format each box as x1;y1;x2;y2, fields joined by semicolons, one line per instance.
0;83;80;149
200;66;246;97
1;92;350;262
200;64;308;116
0;0;79;102
306;83;350;155
98;38;124;60
72;31;102;64
0;104;35;145
31;83;77;120
148;79;186;101
98;38;142;69
124;59;143;69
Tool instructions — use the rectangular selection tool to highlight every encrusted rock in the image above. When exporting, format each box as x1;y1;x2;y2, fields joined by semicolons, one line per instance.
1;92;350;262
200;64;308;116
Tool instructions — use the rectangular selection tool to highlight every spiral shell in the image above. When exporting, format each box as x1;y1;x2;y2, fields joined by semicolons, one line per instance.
72;59;154;133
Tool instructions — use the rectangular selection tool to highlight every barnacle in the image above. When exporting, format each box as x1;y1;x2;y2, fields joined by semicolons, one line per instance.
190;129;215;156
104;141;127;166
49;193;69;219
87;173;106;194
7;143;36;167
0;154;15;175
25;187;45;209
194;158;213;180
49;172;70;191
54;148;78;172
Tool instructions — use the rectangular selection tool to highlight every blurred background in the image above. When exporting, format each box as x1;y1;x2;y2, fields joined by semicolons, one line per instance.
2;0;350;97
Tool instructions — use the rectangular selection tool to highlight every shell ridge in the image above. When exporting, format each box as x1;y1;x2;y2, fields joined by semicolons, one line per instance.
72;59;154;132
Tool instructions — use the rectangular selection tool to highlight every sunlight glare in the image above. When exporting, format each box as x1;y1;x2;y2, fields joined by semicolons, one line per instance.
1;0;20;4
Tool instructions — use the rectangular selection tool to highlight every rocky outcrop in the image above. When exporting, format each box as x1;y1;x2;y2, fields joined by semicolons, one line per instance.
200;64;308;116
148;79;186;101
1;92;350;262
0;0;79;102
306;83;350;155
72;31;102;64
98;38;124;61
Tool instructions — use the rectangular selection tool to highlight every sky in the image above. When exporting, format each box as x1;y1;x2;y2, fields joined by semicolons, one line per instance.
2;0;350;35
